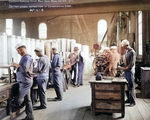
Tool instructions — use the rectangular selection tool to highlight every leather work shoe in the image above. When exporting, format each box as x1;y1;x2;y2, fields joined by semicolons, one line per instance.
125;100;130;103
21;116;34;120
55;97;62;101
128;103;135;107
36;106;47;109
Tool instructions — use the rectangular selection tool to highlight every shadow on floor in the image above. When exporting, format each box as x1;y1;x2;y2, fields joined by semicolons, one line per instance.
71;106;123;120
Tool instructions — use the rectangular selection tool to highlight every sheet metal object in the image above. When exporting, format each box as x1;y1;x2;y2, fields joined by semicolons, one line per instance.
0;33;7;65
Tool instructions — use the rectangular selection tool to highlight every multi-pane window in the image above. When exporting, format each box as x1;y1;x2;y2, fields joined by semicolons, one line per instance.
39;23;47;39
6;19;13;35
98;19;107;48
21;21;26;37
138;11;142;55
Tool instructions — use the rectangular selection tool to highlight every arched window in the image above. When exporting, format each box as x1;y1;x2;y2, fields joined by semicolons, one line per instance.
21;21;26;37
98;19;107;48
138;11;142;55
38;23;47;39
6;19;13;35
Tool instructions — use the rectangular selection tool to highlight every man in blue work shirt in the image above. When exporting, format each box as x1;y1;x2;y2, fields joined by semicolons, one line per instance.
51;47;63;101
34;47;50;109
119;39;136;107
11;43;34;120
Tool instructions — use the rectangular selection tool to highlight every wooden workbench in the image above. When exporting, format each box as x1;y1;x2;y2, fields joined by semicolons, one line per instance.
89;76;127;118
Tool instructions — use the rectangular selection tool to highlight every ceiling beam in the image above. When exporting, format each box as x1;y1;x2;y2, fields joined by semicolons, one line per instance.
0;1;150;18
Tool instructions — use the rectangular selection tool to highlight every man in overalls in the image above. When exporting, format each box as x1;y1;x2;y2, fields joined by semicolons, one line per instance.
34;47;50;109
11;43;34;120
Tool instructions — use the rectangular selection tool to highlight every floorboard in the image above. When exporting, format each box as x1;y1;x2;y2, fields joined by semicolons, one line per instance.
13;71;150;120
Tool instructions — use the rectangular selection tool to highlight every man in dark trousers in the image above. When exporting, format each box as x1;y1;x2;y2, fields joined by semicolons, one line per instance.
77;51;85;86
67;47;79;86
51;47;63;101
11;43;34;120
34;47;50;109
119;39;136;107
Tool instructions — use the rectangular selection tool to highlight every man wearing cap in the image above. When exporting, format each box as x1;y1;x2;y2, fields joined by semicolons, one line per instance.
67;47;79;86
51;47;63;101
34;47;50;109
118;39;136;107
11;43;34;120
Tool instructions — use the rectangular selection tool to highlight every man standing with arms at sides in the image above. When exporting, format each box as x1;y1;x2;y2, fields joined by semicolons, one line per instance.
34;47;50;109
51;47;63;101
11;43;34;120
119;39;136;107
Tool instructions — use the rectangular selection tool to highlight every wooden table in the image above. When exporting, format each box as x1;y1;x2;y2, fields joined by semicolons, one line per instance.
141;67;150;98
89;76;127;118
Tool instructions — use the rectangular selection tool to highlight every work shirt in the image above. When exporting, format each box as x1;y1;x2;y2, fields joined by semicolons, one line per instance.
37;55;50;79
68;52;78;64
17;54;33;83
125;48;136;73
51;53;61;72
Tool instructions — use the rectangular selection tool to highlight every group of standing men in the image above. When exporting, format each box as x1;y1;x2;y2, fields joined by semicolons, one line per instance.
95;39;136;107
11;43;85;120
95;45;120;77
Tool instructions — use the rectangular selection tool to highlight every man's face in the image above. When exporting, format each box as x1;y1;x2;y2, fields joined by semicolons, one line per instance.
51;50;54;54
123;45;128;50
17;47;25;56
35;51;40;57
74;50;78;54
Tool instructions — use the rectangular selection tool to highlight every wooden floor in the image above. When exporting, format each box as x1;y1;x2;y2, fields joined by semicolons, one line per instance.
14;71;150;120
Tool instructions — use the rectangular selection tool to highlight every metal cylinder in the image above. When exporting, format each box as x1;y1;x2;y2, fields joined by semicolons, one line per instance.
26;38;31;56
56;38;61;52
61;38;67;52
31;38;35;61
0;33;8;65
66;39;71;52
70;39;76;52
16;36;21;63
35;39;40;60
40;40;45;55
51;39;59;51
21;36;26;46
7;35;16;64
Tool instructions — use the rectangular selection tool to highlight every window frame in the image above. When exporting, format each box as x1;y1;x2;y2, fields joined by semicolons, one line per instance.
21;21;26;37
138;11;143;57
6;19;13;35
97;19;107;48
38;23;47;40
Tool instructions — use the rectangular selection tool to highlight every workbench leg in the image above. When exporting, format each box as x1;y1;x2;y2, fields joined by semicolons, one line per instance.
7;98;11;115
121;111;125;118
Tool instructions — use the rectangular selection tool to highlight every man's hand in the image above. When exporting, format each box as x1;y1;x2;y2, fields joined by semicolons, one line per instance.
11;62;20;68
118;66;127;71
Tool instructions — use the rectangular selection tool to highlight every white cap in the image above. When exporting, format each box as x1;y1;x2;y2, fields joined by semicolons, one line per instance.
35;47;43;52
15;43;26;49
121;39;129;47
99;50;103;53
104;47;110;50
110;46;117;49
